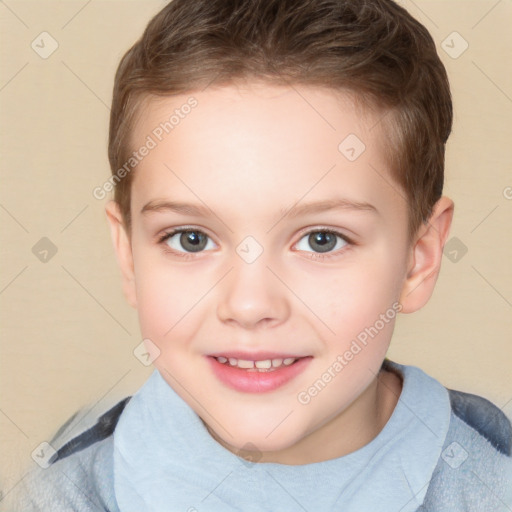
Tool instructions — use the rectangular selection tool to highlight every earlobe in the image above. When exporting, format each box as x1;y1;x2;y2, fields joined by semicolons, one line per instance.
399;196;454;313
105;200;137;309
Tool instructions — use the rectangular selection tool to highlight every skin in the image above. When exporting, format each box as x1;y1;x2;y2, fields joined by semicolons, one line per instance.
106;82;453;465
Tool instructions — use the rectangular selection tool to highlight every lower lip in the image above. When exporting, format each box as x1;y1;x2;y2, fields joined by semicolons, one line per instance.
207;356;312;393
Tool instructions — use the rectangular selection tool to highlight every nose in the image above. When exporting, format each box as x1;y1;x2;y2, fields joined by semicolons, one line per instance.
216;256;290;330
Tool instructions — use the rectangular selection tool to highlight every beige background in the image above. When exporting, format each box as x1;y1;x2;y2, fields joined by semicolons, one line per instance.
1;0;511;497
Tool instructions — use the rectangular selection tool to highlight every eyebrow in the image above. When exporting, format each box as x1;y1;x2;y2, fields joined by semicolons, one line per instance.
140;198;378;220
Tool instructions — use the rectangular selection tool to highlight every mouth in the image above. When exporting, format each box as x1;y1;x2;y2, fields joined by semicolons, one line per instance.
213;355;300;372
206;353;312;393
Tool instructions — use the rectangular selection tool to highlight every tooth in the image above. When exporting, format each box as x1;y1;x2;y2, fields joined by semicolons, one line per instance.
217;357;296;369
237;359;255;369
255;359;272;369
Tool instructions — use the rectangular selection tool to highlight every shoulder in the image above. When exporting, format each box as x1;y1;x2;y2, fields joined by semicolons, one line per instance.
6;397;131;512
49;396;131;465
421;388;512;511
447;388;512;456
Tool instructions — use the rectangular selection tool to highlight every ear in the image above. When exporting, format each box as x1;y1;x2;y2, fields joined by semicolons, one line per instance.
105;200;137;309
399;196;454;313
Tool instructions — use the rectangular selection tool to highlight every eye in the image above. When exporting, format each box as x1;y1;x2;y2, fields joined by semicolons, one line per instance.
158;227;351;258
159;228;216;254
295;229;349;254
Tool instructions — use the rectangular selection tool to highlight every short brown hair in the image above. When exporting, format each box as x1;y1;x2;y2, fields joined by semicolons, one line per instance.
108;0;452;239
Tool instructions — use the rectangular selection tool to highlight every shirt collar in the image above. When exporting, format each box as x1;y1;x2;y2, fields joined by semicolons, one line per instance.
113;361;451;511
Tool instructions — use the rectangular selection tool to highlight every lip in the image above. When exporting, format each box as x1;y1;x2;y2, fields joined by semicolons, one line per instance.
206;354;312;393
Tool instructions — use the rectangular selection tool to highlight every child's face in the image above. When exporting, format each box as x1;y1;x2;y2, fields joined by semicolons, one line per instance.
115;83;417;461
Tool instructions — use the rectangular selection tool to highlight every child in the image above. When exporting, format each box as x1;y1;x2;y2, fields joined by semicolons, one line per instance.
8;0;512;510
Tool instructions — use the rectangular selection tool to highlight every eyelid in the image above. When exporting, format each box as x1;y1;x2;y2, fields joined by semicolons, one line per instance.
158;225;207;241
157;225;355;259
295;225;354;244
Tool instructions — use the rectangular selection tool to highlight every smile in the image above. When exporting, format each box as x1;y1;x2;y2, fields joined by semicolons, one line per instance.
214;356;298;372
207;354;312;393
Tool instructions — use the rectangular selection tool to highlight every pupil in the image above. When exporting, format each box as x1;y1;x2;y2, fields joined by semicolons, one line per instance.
310;232;336;253
181;231;206;252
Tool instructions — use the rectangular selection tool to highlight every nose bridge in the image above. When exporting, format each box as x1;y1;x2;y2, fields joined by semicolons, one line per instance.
216;245;290;329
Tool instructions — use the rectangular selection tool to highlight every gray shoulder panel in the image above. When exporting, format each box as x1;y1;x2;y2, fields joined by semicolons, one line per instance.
50;396;131;464
448;389;512;456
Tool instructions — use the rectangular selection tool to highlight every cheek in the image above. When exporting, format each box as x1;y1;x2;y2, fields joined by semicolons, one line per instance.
296;249;403;382
308;256;401;332
299;258;401;413
132;252;198;343
131;233;405;360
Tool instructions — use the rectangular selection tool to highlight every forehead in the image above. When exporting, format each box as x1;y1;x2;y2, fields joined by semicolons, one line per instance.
129;83;402;223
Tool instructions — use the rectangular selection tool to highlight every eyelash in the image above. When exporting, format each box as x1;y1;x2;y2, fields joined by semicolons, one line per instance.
157;226;354;261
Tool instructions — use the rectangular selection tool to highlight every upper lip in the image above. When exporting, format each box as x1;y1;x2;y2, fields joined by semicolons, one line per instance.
208;351;310;360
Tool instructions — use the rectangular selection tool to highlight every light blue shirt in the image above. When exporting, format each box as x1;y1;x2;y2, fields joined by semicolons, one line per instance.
7;361;512;511
113;362;450;511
